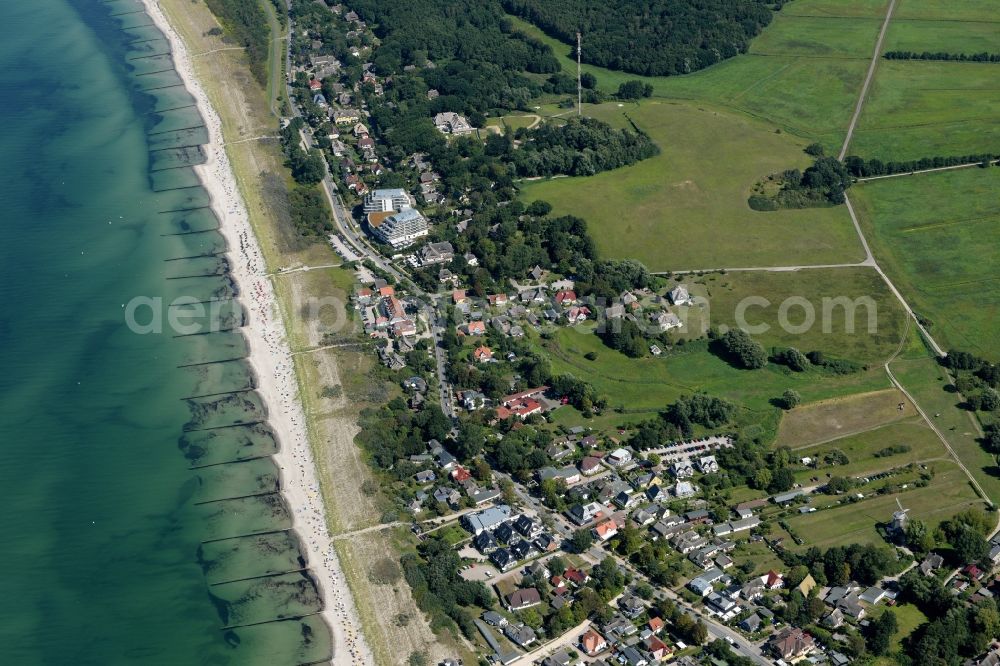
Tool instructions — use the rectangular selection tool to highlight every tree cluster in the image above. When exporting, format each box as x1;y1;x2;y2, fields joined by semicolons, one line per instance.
501;0;780;76
401;536;493;638
781;542;899;586
629;394;737;447
886;50;1000;63
845;153;999;178
717;328;768;369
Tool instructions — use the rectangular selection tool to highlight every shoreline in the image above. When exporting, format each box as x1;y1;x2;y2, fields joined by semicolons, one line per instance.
139;1;373;663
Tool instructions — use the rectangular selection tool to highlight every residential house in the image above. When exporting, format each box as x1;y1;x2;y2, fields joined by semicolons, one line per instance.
580;628;608;656
673;481;697;498
505;588;541;611
554;290;577;306
418;241;454;266
494;523;513;544
490;548;515;572
606;448;633;467
920;553;945;576
414;470;436;484
739;614;762;633
483;610;507;628
697;455;719;474
556;568;585;588
821;608;844;629
671;461;695;478
510;539;535;560
593;519;619;542
474;530;499;554
619;595;645;619
333;108;361;125
474;346;494;363
767;627;815;661
462;505;512;534
433;112;475;135
651;311;683;332
618;646;648;666
642;635;673;661
568;502;604;525
579;456;603;476
798;573;818;598
668;285;692;306
514;515;541;538
504;624;537;648
763;570;784;590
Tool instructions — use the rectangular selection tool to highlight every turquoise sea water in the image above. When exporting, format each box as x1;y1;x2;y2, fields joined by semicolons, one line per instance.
0;1;330;663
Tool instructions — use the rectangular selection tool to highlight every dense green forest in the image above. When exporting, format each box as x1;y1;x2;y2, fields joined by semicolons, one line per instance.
501;0;784;76
508;116;660;177
344;0;559;113
204;0;270;84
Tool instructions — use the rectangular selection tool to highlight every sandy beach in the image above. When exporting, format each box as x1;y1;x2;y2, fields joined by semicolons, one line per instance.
140;1;373;663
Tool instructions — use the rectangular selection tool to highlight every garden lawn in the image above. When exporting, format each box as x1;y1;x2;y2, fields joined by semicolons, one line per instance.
519;102;864;271
775;388;915;447
851;168;1000;359
785;462;985;549
851;61;1000;160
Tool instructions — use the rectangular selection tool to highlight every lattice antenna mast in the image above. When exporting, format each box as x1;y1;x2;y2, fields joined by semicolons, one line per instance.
576;31;582;115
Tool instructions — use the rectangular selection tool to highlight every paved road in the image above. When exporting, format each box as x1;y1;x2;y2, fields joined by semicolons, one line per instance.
838;0;898;160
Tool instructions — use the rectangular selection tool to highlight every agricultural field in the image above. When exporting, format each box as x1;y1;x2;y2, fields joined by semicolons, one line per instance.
850;61;1000;160
519;102;865;270
775;388;915;447
851;167;1000;359
785;463;985;549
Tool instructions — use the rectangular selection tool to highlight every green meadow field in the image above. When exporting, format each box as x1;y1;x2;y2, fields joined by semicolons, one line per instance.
508;0;886;148
781;0;889;18
851;61;1000;160
851;167;1000;358
786;463;985;549
893;0;998;22
885;18;1000;54
520;102;865;270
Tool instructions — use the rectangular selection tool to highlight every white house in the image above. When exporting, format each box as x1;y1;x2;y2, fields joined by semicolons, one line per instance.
606;448;633;466
433;112;475;135
669;285;692;306
363;188;413;213
371;208;429;248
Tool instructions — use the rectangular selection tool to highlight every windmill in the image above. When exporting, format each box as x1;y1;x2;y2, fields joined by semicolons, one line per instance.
890;497;909;533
